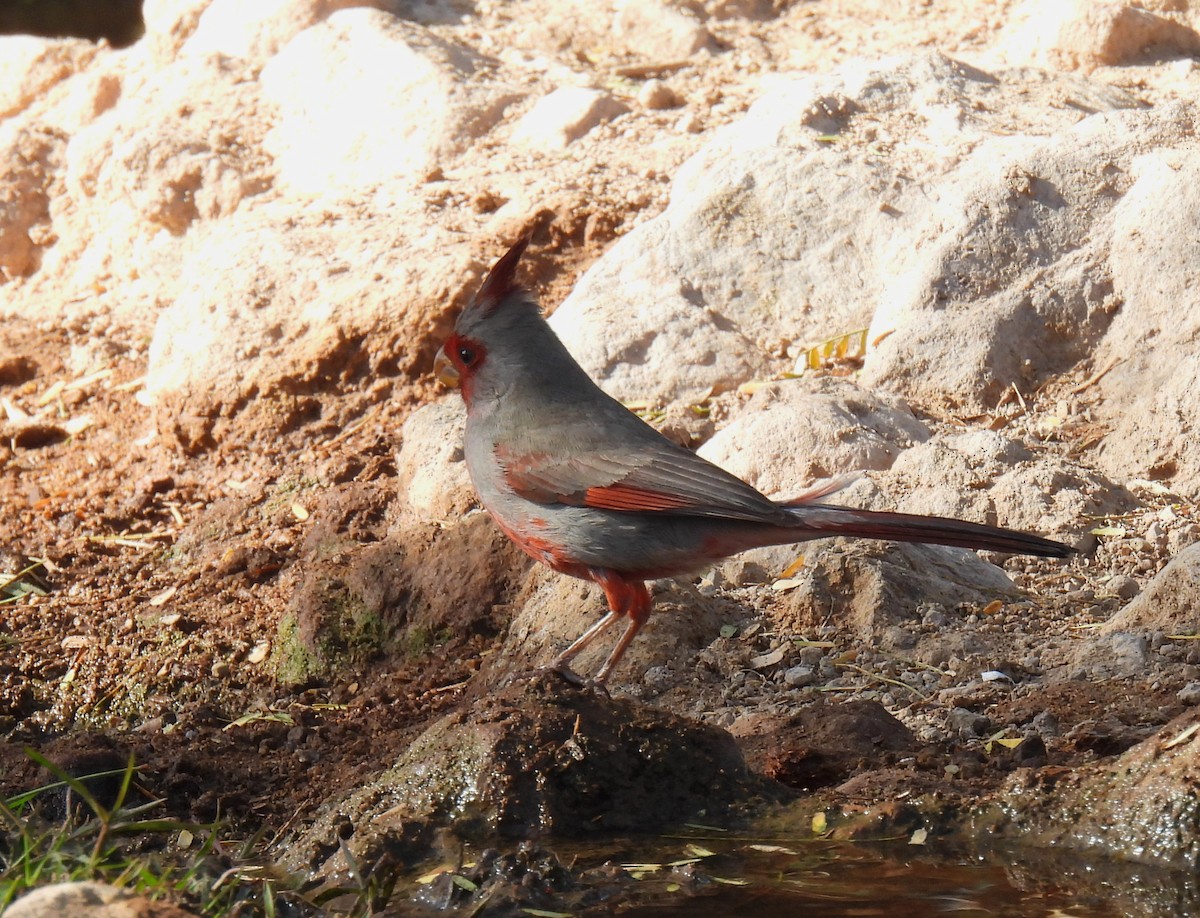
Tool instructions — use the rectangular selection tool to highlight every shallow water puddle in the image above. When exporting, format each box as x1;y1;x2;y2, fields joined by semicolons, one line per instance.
404;835;1194;916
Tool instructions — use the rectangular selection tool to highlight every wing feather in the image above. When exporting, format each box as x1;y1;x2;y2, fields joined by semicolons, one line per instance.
497;437;788;524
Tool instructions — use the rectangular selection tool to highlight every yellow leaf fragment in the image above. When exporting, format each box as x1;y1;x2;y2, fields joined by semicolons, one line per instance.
802;328;868;371
779;555;806;579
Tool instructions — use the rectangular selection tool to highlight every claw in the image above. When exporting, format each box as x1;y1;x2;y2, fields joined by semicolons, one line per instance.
535;662;587;687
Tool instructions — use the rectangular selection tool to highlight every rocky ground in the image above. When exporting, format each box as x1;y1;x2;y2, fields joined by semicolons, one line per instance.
3;0;1200;915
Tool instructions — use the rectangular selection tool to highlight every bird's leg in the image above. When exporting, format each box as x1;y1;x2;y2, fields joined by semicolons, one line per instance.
549;608;621;681
591;575;651;686
548;570;652;687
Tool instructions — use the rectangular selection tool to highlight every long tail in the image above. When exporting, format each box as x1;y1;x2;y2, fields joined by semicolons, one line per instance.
782;502;1075;558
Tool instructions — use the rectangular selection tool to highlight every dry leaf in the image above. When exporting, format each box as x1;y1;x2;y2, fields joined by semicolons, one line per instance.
749;646;786;668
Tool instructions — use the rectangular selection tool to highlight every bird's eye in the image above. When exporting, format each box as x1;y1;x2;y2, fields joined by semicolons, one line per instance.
457;344;477;366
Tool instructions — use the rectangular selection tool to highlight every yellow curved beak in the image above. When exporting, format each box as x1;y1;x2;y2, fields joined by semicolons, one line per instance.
434;349;460;388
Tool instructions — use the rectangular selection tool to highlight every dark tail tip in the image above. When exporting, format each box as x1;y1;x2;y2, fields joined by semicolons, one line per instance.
793;505;1077;558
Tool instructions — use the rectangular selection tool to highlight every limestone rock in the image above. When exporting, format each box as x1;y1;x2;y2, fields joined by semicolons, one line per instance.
1101;542;1200;635
142;209;478;450
7;882;196;918
860;105;1188;414
613;0;715;60
0;126;61;280
995;0;1200;71
488;574;728;683
548;241;769;403
0;36;98;120
770;540;1021;642
1093;149;1200;497
511;87;629;150
186;0;403;62
696;377;929;498
877;431;1123;536
259;8;522;193
394;399;471;520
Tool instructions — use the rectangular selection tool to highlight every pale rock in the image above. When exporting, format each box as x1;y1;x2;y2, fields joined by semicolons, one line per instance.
637;78;681;110
66;55;269;234
141;0;213;61
260;8;521;194
1106;574;1140;601
696;377;929;499
613;0;715;60
1064;630;1149;679
38;53;274;304
548;242;768;403
7;881;196;918
770;540;1022;642
784;664;818;687
878;432;1122;536
861;105;1187;412
0;36;98;120
143;208;478;449
394;400;471;520
1101;543;1200;635
1093;148;1200;497
994;0;1200;72
0;126;61;280
49;67;122;132
186;0;403;63
511;86;629;150
552;55;1057;404
704;0;779;19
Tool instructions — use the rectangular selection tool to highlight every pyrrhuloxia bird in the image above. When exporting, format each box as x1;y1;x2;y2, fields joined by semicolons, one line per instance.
435;237;1073;685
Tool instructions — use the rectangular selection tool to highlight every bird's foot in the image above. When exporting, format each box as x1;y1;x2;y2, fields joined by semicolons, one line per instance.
531;661;586;687
533;663;611;697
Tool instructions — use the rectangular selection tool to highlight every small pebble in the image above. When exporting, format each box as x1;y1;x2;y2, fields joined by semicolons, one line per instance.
1032;710;1059;737
784;665;818;688
1107;574;1140;601
1177;682;1200;706
947;707;991;739
797;645;824;666
638;78;681;110
882;625;917;650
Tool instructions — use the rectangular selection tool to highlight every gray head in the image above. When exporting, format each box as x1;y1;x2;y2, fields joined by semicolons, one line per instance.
434;236;592;411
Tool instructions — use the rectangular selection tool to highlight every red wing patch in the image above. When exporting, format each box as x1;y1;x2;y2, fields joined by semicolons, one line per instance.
583;484;694;511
